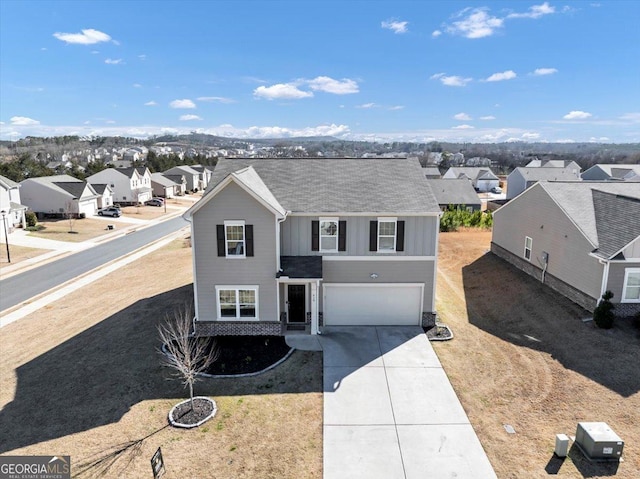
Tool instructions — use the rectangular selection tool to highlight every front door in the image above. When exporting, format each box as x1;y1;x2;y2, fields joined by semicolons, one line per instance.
287;285;306;323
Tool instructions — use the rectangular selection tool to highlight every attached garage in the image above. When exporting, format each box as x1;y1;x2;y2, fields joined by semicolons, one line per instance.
323;283;424;326
78;199;97;217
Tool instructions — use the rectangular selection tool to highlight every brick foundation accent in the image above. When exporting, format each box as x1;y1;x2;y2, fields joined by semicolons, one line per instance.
195;321;282;337
615;303;640;318
422;312;437;328
491;242;598;312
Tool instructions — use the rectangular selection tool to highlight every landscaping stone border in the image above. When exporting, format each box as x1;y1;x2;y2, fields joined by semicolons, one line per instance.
168;396;217;429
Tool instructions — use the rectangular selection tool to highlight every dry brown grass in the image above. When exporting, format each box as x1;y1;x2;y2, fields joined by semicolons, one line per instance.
120;205;169;220
0;244;50;264
435;231;640;479
0;238;322;479
26;218;116;242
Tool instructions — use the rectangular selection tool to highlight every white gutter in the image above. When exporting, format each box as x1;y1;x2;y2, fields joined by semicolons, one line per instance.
598;258;610;304
276;211;290;273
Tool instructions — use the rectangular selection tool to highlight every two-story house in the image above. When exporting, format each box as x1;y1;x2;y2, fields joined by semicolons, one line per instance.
184;158;441;336
164;165;201;192
86;167;152;205
19;175;100;217
0;175;28;236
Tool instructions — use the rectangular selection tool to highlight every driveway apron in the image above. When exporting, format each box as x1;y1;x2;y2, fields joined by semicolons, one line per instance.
319;326;497;479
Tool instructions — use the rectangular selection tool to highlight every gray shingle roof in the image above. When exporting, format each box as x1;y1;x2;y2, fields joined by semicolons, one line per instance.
278;256;323;279
207;158;439;213
592;190;640;258
53;182;88;199
514;167;582;182
426;179;481;207
446;167;498;181
422;166;441;179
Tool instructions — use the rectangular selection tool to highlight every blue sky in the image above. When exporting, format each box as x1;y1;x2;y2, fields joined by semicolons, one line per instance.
1;1;639;143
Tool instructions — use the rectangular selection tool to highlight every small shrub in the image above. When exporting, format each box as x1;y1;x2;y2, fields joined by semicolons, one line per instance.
593;291;615;329
25;211;37;227
25;225;45;232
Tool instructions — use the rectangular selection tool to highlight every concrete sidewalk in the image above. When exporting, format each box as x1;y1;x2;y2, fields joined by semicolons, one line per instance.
316;326;497;479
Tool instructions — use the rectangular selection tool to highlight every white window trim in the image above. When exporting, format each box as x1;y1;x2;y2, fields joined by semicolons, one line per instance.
215;285;259;320
224;220;246;259
377;217;397;253
524;236;532;261
319;217;339;253
621;268;640;303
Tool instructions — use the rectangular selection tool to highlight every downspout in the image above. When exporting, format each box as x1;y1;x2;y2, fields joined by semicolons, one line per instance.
276;211;290;273
598;258;610;304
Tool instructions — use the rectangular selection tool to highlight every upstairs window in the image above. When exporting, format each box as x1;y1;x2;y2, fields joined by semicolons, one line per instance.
524;236;532;261
320;218;338;252
377;218;397;252
217;221;254;258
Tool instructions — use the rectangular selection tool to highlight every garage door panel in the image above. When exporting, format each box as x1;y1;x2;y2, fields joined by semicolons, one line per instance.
324;284;422;326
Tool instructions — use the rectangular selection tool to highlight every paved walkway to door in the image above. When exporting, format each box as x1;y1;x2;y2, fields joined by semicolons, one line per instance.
317;326;497;479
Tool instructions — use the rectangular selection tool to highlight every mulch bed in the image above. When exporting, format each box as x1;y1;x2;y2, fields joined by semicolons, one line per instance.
172;397;214;425
424;323;453;340
203;336;291;375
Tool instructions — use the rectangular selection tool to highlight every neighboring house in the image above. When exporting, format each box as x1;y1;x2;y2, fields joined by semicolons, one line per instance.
90;184;114;209
163;174;187;196
19;175;99;217
422;166;442;179
442;167;499;192
151;173;178;198
86;167;152;205
191;164;215;190
492;182;640;317
183;158;441;336
0;175;28;236
164;165;201;192
525;159;582;172
581;164;640;182
506;167;582;200
426;179;481;212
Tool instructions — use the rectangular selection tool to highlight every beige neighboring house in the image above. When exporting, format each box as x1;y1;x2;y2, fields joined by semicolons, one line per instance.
19;175;99;217
90;184;115;209
492;181;640;317
0;175;28;236
86;167;152;205
162;174;187;196
151;173;179;198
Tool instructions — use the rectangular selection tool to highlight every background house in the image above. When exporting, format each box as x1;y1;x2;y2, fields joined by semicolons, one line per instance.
492;181;640;316
19;175;99;217
162;174;187;196
426;178;481;211
506;167;582;199
442;167;499;192
90;184;114;209
184;158;440;336
0;175;28;236
422;166;442;179
86;167;152;205
581;164;640;182
164;165;201;192
151;173;179;198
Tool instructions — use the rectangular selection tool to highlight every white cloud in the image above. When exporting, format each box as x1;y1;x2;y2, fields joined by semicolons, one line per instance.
485;70;517;82
10;116;40;126
133;83;142;88
445;7;504;39
589;136;610;142
480;115;496;120
522;132;541;140
619;112;640;122
105;120;116;124
197;96;235;104
138;54;147;60
179;115;202;121
389;105;405;110
307;76;359;95
53;28;112;45
432;30;442;38
356;103;377;109
144;101;157;106
253;83;313;100
91;50;99;54
452;124;474;129
563;110;592;120
532;67;558;76
170;99;196;109
430;73;472;87
453;112;472;121
104;58;123;65
507;2;555;19
381;19;409;34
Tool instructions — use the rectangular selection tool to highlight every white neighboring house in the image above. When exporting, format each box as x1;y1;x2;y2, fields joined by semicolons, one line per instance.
164;165;201;192
506;167;582;200
19;175;99;217
150;173;178;198
162;174;187;196
86;167;153;205
191;164;215;190
0;175;28;236
90;184;115;209
442;167;500;192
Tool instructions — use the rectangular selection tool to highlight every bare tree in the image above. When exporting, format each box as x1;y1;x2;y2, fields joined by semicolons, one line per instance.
63;200;77;233
158;304;219;411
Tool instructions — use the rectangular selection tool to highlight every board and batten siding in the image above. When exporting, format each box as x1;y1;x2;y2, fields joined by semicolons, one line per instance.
606;262;640;303
623;238;640;259
321;259;435;312
281;215;438;256
192;182;278;322
493;184;603;301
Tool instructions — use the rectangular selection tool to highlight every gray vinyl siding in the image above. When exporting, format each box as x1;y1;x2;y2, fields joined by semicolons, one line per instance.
506;171;526;199
493;184;603;300
281;215;438;256
607;262;640;304
192;182;278;322
321;259;436;312
581;166;608;181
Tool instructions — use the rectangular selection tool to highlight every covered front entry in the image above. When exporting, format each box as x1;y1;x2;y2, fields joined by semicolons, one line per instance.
277;256;323;334
286;284;306;323
323;283;423;326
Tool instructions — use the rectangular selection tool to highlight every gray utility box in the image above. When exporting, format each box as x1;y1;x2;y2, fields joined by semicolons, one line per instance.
575;422;624;461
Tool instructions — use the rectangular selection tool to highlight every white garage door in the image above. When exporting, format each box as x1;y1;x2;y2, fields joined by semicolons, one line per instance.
323;283;423;326
78;200;96;217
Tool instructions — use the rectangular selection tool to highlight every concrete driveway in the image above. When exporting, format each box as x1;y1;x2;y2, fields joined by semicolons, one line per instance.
319;326;497;479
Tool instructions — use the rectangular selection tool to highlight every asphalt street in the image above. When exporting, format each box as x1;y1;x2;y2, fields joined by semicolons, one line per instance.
0;216;187;312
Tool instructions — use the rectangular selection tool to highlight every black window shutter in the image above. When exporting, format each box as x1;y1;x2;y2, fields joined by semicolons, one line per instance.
369;221;378;252
396;221;405;252
311;221;319;251
245;224;254;257
338;220;347;251
216;225;225;256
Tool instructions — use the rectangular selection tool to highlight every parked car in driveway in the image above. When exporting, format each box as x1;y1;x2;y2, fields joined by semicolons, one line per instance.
98;206;122;217
145;198;164;207
491;186;503;194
